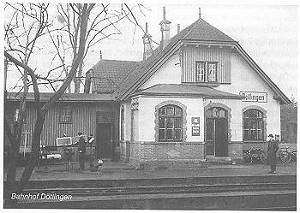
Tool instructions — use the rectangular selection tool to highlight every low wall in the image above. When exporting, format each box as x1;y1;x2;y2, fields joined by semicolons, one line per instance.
128;141;205;169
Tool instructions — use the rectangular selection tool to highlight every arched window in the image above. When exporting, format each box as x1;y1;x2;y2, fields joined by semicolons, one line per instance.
158;105;183;141
243;109;264;141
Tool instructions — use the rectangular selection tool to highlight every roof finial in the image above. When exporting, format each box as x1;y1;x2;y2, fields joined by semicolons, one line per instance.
163;6;166;20
99;50;102;60
145;22;148;33
177;24;180;34
199;7;201;19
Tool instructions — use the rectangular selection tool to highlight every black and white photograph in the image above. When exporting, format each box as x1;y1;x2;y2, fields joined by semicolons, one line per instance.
2;1;298;210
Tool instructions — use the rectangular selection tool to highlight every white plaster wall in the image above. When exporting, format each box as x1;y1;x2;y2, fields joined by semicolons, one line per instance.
137;96;204;142
217;52;281;137
120;102;131;141
140;54;181;89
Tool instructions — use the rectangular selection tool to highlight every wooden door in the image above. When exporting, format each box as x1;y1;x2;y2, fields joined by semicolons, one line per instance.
96;123;112;159
205;107;228;157
215;118;228;157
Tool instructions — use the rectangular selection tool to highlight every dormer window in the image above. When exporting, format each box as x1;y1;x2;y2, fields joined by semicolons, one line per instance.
196;61;217;82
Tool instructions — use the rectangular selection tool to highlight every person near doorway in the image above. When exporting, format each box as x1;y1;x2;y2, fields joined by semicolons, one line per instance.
88;134;95;169
77;132;86;170
267;134;279;174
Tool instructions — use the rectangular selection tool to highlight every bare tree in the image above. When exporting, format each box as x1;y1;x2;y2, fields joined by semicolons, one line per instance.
4;2;147;207
53;3;151;93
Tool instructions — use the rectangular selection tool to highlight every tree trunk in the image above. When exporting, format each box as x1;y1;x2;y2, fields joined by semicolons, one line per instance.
17;113;46;192
4;146;18;208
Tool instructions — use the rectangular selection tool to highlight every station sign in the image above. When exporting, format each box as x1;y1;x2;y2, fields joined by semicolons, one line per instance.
239;91;267;103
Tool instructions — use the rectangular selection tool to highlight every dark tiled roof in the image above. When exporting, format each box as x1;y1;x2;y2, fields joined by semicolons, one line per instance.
183;18;235;42
134;84;243;99
89;60;139;93
114;18;236;100
7;92;114;102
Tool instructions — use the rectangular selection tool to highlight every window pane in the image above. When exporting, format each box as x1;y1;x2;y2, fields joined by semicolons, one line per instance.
196;62;206;82
174;106;182;116
166;106;174;116
258;120;263;129
174;129;182;140
244;119;250;129
166;129;173;139
159;129;165;140
250;130;256;140
159;117;165;128
244;130;250;140
212;108;218;118
257;130;263;140
166;118;174;128
206;109;212;118
207;63;217;82
159;107;166;115
218;109;226;118
174;118;182;128
257;111;263;118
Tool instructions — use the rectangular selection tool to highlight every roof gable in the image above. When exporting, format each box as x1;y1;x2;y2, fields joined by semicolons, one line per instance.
183;18;235;42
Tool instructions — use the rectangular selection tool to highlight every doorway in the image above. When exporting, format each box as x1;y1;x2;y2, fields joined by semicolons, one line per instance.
205;107;228;157
96;123;112;159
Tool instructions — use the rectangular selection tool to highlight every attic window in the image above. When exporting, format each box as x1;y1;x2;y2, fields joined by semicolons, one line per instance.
196;61;217;82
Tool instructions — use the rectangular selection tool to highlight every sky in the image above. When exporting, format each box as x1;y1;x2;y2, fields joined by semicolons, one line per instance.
84;3;298;100
4;2;298;100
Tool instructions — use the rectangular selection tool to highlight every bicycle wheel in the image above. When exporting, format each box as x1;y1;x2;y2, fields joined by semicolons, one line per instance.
280;151;291;163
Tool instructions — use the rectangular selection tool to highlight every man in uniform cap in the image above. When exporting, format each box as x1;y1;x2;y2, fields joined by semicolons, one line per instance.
267;134;279;174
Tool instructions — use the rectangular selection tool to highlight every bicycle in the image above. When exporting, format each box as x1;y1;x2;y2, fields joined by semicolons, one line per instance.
279;146;297;164
243;147;267;164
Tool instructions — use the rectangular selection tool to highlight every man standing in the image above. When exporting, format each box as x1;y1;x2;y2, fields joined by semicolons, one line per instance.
77;132;86;170
267;134;279;174
88;134;95;169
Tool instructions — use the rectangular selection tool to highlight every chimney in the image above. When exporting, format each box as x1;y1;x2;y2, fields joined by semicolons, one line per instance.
84;70;92;93
198;7;201;19
177;24;180;34
159;6;171;49
99;50;102;60
142;22;153;60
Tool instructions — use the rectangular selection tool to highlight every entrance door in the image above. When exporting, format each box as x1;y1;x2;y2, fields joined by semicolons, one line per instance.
96;123;112;159
215;118;228;156
205;107;228;157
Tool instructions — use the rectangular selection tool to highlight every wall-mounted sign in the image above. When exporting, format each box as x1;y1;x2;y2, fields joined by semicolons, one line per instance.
191;117;200;136
131;98;139;110
239;91;267;103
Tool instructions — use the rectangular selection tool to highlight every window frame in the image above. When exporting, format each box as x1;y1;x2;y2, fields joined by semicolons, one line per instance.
158;105;183;142
59;105;72;124
195;61;218;83
155;101;187;143
243;109;264;141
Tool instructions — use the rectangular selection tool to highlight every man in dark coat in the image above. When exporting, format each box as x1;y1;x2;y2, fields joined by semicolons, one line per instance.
77;132;86;170
267;134;279;174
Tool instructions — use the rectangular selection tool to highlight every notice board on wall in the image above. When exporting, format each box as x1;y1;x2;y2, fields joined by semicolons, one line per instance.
191;117;200;136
